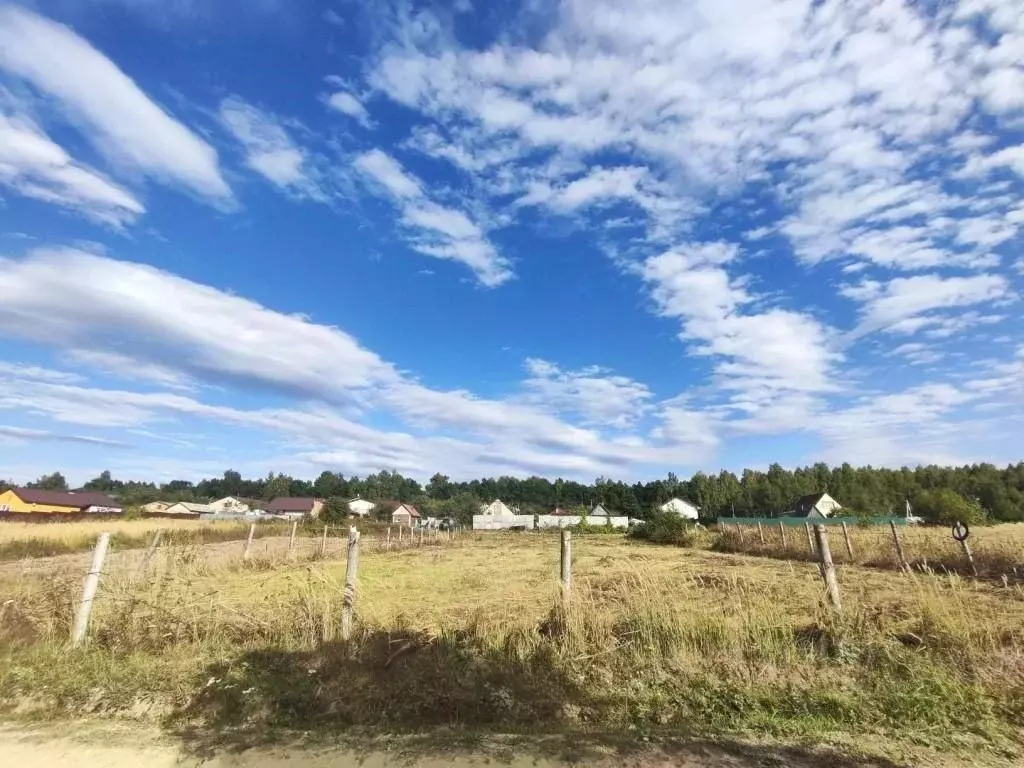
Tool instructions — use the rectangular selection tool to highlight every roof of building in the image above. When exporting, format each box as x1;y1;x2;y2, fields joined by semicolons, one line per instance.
790;492;830;517
393;503;421;518
11;488;119;509
550;507;574;516
590;504;611;516
267;497;322;513
167;502;213;513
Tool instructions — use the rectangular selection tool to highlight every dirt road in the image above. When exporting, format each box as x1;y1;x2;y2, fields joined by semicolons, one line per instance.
0;721;999;768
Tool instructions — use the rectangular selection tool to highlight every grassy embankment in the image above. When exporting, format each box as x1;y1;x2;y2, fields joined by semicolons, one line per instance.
2;532;1024;764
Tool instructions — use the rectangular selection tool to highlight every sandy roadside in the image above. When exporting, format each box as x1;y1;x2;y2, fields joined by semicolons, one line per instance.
0;720;1005;768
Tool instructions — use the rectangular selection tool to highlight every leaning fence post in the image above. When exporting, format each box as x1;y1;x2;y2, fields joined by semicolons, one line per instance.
953;523;978;578
134;529;163;578
813;524;842;611
340;527;360;640
736;524;745;545
890;521;909;572
804;522;815;555
757;521;765;546
243;523;256;560
72;533;110;647
560;528;572;601
779;521;787;548
288;520;298;555
841;521;854;559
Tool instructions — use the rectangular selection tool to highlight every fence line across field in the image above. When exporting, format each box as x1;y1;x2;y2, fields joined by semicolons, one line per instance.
66;521;467;646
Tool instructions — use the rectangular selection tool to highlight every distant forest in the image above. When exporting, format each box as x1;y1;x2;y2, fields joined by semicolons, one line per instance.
8;461;1024;524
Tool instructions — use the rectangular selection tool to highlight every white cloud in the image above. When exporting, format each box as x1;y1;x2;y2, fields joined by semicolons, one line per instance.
0;109;143;226
520;358;652;429
353;149;512;286
354;148;421;198
0;248;720;479
367;0;1024;281
326;91;372;128
843;274;1011;336
219;96;324;201
0;248;397;398
641;242;839;394
0;4;231;202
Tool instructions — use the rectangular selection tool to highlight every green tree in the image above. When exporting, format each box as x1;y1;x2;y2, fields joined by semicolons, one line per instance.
426;472;453;500
913;489;986;525
263;472;292;500
29;472;68;491
84;470;118;492
321;496;351;523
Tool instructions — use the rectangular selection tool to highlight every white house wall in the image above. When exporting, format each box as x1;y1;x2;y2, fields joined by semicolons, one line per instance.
536;515;629;529
472;514;535;530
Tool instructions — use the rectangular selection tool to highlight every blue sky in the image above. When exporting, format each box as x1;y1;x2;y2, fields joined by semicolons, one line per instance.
0;0;1021;486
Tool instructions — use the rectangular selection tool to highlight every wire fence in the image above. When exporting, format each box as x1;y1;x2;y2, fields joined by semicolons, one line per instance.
715;520;1024;580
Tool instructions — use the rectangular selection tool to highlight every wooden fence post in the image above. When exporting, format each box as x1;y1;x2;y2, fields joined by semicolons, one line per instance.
757;521;765;545
398;526;404;545
419;527;424;547
386;526;392;551
841;521;854;559
134;529;163;578
960;538;978;578
779;521;787;548
890;521;909;571
736;524;745;544
321;524;329;557
812;525;842;611
243;523;256;560
805;522;815;555
72;533;110;647
288;520;298;555
560;528;572;601
340;527;360;640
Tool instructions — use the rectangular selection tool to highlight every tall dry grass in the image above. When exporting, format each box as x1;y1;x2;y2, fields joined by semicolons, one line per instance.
2;534;1024;752
714;521;1024;579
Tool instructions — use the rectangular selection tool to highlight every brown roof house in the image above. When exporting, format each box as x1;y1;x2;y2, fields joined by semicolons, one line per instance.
0;488;121;515
267;497;324;518
391;503;420;527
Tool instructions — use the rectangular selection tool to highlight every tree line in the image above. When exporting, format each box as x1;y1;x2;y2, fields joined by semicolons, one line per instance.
6;461;1024;524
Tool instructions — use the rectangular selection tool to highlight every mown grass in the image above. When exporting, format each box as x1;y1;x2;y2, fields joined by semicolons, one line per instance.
2;533;1024;763
714;521;1024;579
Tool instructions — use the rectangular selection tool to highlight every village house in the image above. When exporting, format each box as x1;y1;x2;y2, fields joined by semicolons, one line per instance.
0;488;122;515
207;496;251;514
163;501;213;516
266;497;324;519
659;497;700;520
141;501;171;514
347;497;375;517
787;492;842;519
479;499;516;518
391;503;421;527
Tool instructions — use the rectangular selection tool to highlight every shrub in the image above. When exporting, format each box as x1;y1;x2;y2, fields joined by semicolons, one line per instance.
571;517;623;535
627;510;698;546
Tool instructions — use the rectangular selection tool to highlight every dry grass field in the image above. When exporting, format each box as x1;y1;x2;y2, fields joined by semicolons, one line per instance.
2;530;1024;766
716;521;1024;578
0;517;293;561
